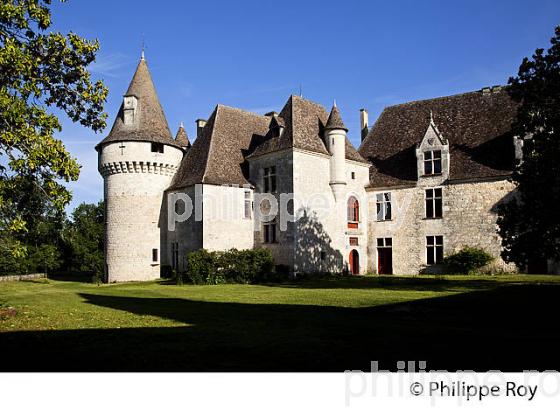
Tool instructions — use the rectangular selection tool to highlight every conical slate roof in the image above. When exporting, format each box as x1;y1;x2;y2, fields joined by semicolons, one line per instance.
325;103;348;131
175;123;191;148
96;57;180;149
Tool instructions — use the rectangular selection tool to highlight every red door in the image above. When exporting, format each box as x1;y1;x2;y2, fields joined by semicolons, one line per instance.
378;248;393;275
349;250;360;275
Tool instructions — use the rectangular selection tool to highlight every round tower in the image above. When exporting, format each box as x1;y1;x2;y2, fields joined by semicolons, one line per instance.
325;101;348;201
96;55;184;282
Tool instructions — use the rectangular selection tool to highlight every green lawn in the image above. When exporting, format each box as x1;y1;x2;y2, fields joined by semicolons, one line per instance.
1;274;559;371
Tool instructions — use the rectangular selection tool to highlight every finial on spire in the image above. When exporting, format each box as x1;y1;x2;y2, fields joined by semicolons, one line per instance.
140;35;146;60
333;99;337;108
299;84;303;98
325;101;347;132
180;121;184;128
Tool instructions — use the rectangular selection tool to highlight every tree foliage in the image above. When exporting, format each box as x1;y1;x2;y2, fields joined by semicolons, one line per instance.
498;26;560;270
0;0;107;257
65;201;104;275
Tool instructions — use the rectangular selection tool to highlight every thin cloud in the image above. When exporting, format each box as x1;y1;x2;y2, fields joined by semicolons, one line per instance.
89;52;132;78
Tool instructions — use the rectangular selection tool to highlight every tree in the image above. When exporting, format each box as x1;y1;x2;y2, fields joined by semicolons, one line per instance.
0;175;66;275
497;26;560;271
65;201;104;276
0;0;108;257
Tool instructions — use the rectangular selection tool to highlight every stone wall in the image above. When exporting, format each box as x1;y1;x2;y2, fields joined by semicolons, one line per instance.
291;149;370;274
164;185;202;272
99;141;183;282
0;273;46;282
248;149;295;268
367;178;517;275
202;184;255;251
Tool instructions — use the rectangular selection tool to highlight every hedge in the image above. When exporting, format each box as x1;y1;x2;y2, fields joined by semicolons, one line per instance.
184;248;275;285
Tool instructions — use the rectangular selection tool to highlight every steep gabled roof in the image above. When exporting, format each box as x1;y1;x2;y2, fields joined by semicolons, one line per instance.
175;123;191;148
97;58;180;149
169;105;271;189
358;87;520;188
169;96;368;190
249;95;366;163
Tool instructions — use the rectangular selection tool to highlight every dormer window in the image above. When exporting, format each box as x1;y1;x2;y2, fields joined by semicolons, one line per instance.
424;150;442;175
416;113;449;181
123;95;137;126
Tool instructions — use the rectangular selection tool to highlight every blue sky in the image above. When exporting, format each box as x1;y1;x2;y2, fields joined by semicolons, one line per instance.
49;0;560;211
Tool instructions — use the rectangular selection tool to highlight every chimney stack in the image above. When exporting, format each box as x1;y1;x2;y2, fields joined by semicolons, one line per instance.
360;109;369;141
196;119;207;139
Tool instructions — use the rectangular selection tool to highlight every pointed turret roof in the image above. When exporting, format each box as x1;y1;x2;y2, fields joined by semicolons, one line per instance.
175;123;191;148
96;57;180;149
325;102;348;131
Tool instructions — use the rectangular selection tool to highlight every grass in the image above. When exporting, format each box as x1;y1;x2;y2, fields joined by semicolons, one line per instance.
1;274;559;371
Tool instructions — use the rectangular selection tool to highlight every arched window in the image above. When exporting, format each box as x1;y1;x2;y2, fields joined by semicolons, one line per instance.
347;196;359;228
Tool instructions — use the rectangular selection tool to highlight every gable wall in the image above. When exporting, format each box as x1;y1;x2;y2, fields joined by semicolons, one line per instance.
249;150;295;268
202;184;255;251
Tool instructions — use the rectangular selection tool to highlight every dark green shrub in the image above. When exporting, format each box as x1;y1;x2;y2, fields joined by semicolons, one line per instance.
184;248;275;285
206;270;226;285
443;247;494;275
186;249;216;285
161;265;173;279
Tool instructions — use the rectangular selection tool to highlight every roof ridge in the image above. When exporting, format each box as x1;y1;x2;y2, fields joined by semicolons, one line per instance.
200;106;219;184
383;86;508;110
215;103;270;119
289;94;327;111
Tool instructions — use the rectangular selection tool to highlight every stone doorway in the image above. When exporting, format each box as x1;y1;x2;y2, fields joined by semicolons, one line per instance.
349;249;360;275
377;237;393;275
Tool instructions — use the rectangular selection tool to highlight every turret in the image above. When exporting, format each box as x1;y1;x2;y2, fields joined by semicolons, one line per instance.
175;122;191;151
96;54;184;282
325;101;348;201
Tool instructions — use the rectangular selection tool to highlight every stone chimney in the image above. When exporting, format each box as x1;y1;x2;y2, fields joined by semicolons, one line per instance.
196;119;207;139
360;108;369;141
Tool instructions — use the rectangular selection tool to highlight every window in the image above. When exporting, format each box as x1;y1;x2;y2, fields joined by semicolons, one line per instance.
349;237;359;246
424;150;442;175
151;142;164;153
376;237;392;248
347;196;360;229
263;220;277;243
376;192;392;221
320;251;326;261
244;190;252;219
351;172;355;180
263;166;277;193
152;248;158;263
425;188;443;219
426;236;443;265
172;242;179;270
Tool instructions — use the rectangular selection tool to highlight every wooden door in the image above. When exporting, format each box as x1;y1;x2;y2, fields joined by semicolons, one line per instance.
378;248;393;275
349;250;360;275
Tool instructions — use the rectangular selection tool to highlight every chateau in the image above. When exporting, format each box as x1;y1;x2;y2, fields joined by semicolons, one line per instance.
97;56;537;282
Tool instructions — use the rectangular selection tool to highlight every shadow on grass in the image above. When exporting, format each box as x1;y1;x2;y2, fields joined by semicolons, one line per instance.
1;282;560;371
259;275;502;292
47;272;94;283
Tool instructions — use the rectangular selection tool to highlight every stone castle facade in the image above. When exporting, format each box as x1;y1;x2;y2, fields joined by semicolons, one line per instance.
96;56;545;282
